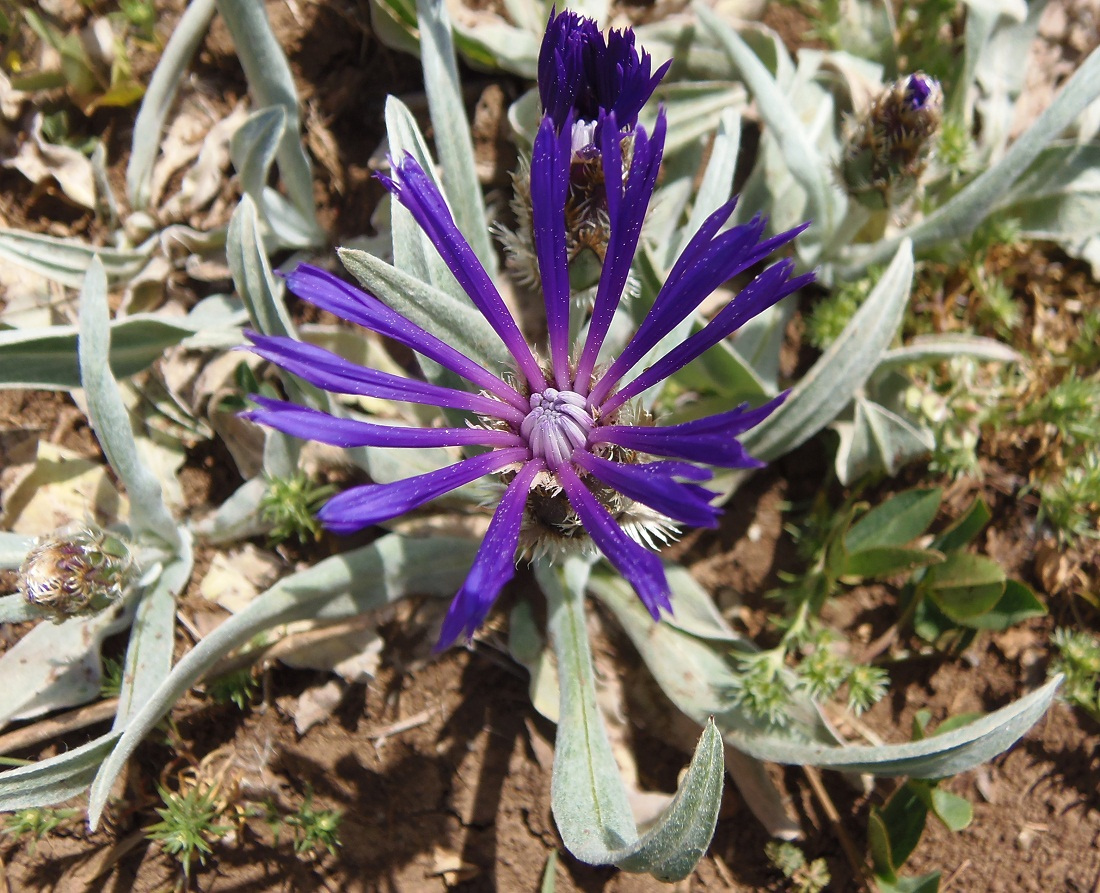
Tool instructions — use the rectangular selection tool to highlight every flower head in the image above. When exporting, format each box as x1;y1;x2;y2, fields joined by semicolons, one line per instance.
20;524;135;620
245;111;810;647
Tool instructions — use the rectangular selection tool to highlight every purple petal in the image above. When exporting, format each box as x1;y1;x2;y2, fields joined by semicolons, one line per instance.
591;393;787;468
246;332;525;427
576;112;667;390
379;157;547;391
573;451;720;528
603;264;813;414
318;447;530;534
285;264;527;412
557;463;672;618
589;219;811;407
531;114;574;387
243;396;524;450
435;460;543;650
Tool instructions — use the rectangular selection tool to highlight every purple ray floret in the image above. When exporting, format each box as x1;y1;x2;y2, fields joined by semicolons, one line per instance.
246;14;813;649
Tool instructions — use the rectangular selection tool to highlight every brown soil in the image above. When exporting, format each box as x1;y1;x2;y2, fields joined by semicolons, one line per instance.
1;2;1098;892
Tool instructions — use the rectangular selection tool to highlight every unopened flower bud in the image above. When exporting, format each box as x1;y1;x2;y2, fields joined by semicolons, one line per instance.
19;524;135;621
840;72;943;210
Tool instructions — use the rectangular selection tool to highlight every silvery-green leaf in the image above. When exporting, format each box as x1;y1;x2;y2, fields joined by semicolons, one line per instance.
0;732;121;811
646;82;747;157
87;533;479;827
127;0;217;209
731;677;1060;778
877;334;1020;370
539;557;724;881
0;533;34;570
500;0;543;35
0;228;152;289
0;316;197;390
540;851;558;893
724;745;803;840
971;0;1046;156
454;21;540;77
385;97;462;300
835;396;934;485
658;565;751;644
0;608;128;728
0;594;39;624
338;247;511;375
214;0;322;242
744;241;914;461
697;4;835;243
113;538;193;727
841;43;1100;273
228;197;325;419
671;108;741;265
992;144;1100;241
231;104;284;209
368;0;419;56
589;568;836;745
79;259;180;549
728;301;793;393
191;477;270;544
636;18;784;82
508;599;560;723
227;196;296;339
416;0;497;276
230;107;320;250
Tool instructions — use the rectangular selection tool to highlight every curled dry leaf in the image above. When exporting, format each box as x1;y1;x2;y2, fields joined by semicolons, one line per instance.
3;114;97;210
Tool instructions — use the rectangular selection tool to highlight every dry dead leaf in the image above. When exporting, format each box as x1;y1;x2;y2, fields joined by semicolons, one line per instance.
199;545;283;613
280;624;385;684
3;113;96;209
1;442;126;533
291;679;345;736
429;845;480;886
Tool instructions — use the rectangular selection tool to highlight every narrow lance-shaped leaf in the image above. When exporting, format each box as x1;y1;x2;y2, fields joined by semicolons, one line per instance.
127;0;217;209
743;240;914;461
0;316;198;390
0;533;34;570
415;0;498;275
0;228;152;289
78;259;180;549
214;0;323;242
539;557;725;882
0;733;121;812
697;3;835;244
85;533;480;827
113;537;194;727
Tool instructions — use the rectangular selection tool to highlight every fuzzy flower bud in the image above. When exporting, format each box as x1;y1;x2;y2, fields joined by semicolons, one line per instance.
840;72;943;210
19;524;135;621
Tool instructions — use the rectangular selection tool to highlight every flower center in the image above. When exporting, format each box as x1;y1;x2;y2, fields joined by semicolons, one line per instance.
520;388;594;469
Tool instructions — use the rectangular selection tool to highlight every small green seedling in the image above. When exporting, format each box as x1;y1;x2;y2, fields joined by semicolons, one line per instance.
2;807;81;855
869;711;977;893
145;781;233;879
1050;629;1100;723
765;840;831;893
260;472;337;545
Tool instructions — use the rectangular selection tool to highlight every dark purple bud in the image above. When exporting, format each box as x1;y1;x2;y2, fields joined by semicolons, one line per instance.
905;73;937;110
537;8;670;134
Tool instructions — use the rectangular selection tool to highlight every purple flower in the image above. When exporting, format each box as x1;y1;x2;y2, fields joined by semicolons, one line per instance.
245;114;811;648
538;8;670;149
